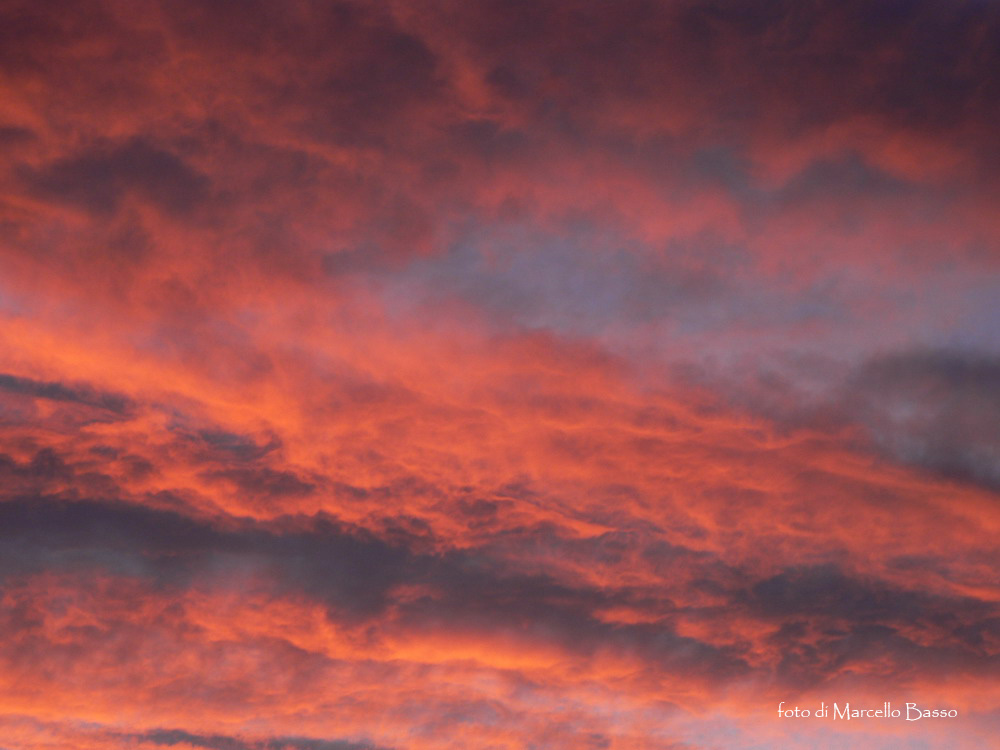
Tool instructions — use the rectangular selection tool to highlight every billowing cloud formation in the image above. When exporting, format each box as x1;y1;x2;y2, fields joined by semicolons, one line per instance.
0;1;998;749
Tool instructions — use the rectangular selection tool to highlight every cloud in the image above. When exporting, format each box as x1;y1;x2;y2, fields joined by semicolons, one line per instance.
846;350;1000;490
0;495;745;681
0;372;134;414
140;728;384;750
2;492;996;703
1;1;998;748
22;138;210;216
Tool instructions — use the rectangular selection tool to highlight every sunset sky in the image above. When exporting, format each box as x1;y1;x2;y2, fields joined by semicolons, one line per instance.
1;1;999;749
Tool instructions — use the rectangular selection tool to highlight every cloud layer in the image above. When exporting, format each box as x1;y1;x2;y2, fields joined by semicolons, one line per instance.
1;1;998;748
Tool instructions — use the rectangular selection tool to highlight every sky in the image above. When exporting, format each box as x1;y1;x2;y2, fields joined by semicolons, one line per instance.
0;1;998;749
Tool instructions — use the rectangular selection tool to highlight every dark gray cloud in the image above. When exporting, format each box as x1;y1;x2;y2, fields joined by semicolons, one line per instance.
774;153;913;205
0;497;411;616
0;449;74;485
0;372;134;414
194;430;282;463
0;496;748;679
676;347;1000;494
22;137;209;216
453;0;1000;142
3;495;997;689
202;467;316;499
0;124;34;145
746;564;990;625
741;563;1000;688
161;0;443;149
139;728;385;750
846;349;1000;491
0;447;127;503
